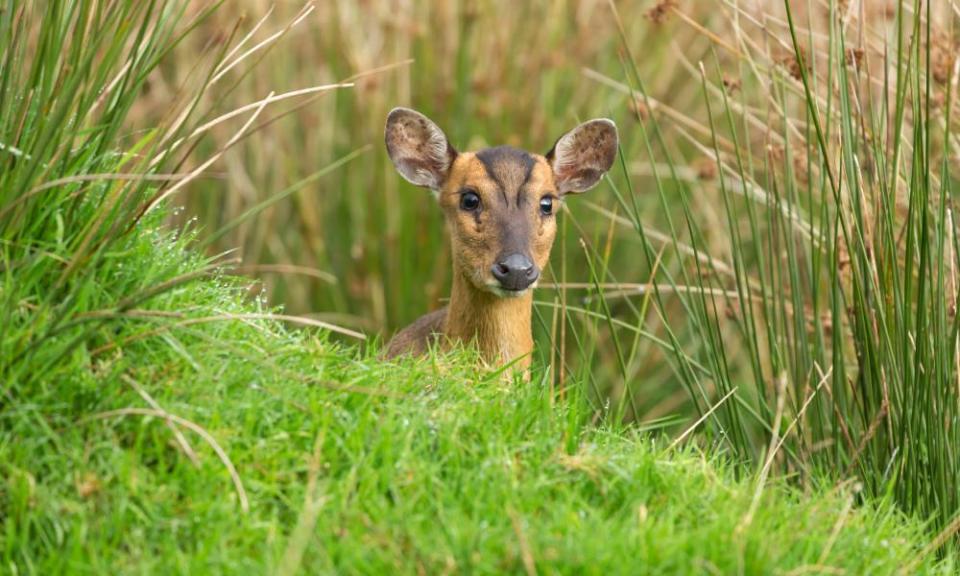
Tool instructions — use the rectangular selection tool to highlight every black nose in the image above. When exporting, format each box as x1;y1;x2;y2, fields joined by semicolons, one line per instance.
491;253;539;291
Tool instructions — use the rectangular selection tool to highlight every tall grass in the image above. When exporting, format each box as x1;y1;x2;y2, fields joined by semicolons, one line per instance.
604;0;960;544
0;0;205;391
0;0;358;394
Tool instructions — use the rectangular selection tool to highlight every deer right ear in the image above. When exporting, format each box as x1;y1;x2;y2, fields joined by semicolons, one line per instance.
547;118;618;195
385;107;456;192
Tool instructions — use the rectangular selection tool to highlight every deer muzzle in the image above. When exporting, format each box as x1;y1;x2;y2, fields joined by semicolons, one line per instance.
491;253;540;292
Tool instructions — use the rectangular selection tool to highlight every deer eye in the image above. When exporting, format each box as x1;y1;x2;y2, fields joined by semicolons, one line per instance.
460;190;481;212
539;196;554;216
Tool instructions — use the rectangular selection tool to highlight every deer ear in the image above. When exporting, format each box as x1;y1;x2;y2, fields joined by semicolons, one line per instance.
385;107;456;191
546;119;618;194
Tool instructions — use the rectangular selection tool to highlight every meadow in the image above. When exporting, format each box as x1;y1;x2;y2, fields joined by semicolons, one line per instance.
3;0;960;572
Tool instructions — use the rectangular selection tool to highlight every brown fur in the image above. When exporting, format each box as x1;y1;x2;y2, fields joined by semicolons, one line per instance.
383;307;446;358
383;108;617;370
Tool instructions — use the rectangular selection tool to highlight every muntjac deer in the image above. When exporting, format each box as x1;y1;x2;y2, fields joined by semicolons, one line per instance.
383;107;618;369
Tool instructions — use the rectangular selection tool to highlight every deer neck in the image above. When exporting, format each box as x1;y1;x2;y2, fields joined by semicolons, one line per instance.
444;269;534;367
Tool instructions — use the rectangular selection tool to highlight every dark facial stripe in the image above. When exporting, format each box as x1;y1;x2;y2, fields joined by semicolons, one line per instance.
475;146;536;205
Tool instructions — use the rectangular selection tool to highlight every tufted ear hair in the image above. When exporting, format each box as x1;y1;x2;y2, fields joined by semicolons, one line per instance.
546;119;618;194
384;107;457;192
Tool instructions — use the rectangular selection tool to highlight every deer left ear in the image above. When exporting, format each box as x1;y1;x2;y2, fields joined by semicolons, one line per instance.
546;119;618;195
385;107;456;192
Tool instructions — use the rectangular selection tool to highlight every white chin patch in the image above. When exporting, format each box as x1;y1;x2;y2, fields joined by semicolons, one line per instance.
485;280;538;299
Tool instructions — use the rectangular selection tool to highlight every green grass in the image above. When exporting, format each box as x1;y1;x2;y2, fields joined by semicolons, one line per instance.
3;0;960;572
2;215;954;574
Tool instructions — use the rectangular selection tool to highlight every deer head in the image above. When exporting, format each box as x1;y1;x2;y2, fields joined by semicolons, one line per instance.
385;107;618;299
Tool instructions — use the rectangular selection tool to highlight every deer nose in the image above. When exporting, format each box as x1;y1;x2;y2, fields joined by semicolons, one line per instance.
491;253;539;292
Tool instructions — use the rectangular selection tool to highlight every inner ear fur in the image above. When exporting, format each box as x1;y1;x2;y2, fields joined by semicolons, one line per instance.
384;107;457;191
546;118;618;194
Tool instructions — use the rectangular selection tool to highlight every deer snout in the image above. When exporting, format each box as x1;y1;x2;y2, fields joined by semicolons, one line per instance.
491;253;540;292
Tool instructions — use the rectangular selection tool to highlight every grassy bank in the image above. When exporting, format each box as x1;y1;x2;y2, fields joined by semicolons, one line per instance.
4;205;948;571
2;214;953;573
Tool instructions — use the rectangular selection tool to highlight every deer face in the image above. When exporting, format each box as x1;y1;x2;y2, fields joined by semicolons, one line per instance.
385;107;618;297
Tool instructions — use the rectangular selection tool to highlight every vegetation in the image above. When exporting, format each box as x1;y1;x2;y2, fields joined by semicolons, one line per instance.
2;0;959;572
